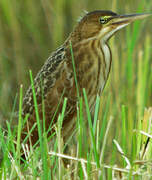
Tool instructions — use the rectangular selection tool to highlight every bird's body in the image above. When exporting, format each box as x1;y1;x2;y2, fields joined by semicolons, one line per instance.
22;39;111;144
21;10;150;147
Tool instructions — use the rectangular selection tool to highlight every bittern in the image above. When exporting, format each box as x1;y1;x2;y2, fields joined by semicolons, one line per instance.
21;10;150;149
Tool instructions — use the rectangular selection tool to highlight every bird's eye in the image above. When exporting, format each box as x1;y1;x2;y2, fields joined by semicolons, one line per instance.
99;17;108;24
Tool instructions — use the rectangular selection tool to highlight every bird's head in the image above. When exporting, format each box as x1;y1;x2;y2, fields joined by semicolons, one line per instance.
70;10;151;44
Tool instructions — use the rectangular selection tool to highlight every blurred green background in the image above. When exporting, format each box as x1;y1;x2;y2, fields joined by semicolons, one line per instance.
0;0;152;156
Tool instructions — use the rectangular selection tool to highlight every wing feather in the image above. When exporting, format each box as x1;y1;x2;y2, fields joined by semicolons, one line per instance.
22;46;66;117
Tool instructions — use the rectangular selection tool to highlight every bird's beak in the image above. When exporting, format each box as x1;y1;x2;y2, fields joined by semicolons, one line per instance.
101;12;151;42
111;13;151;26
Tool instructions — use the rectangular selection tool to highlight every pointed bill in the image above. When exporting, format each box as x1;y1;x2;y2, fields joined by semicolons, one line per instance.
111;12;151;25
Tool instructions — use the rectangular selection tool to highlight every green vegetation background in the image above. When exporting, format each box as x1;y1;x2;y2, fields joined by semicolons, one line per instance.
0;0;152;165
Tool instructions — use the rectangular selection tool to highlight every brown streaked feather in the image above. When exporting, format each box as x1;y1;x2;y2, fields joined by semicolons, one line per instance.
22;46;66;117
22;45;79;145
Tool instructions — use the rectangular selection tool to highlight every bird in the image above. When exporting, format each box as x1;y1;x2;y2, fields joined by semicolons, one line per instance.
21;10;150;151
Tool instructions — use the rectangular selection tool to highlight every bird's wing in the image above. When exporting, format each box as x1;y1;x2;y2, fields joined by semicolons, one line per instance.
22;46;66;117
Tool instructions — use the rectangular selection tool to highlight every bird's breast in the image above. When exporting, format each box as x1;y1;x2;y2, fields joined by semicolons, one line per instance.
72;39;112;91
66;39;112;110
98;40;112;94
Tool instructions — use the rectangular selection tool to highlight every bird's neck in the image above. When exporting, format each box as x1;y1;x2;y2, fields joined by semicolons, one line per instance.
100;39;112;75
96;39;112;94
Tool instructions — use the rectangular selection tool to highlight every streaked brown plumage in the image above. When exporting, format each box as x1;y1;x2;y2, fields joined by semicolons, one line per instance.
21;10;150;148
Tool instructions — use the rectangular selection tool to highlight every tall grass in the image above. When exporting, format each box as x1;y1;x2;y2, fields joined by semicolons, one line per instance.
0;0;152;179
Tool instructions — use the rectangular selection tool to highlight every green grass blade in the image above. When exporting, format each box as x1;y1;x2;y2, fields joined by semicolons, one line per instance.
83;88;100;168
16;85;23;164
93;95;100;133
